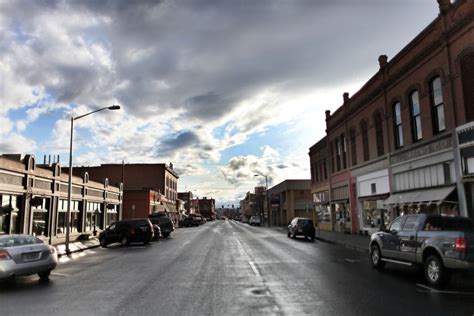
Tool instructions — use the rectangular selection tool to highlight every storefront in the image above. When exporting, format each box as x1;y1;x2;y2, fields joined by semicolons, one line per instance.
30;196;51;239
357;169;390;235
456;122;474;220
0;194;21;235
86;201;102;234
56;199;81;235
313;190;331;231
331;185;350;233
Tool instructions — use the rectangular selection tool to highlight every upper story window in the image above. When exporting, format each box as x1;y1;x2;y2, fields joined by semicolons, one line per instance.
409;91;423;141
335;138;341;171
393;102;404;148
460;53;474;123
360;120;369;162
323;159;327;179
341;134;347;169
330;143;335;173
349;129;357;166
430;77;446;133
374;111;384;157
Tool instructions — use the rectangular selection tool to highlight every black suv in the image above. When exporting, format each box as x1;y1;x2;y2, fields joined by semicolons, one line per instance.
99;218;153;247
149;213;174;238
288;217;315;241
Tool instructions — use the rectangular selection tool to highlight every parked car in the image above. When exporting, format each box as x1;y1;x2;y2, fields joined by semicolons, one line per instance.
180;217;198;227
99;218;153;247
242;217;249;224
149;212;175;238
369;214;474;287
287;217;315;241
249;216;261;226
0;234;58;282
152;224;161;241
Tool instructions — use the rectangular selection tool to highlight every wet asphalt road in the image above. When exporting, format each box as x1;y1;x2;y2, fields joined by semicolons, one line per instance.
1;220;474;316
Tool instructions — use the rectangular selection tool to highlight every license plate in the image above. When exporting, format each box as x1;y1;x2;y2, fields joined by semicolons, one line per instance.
23;252;40;261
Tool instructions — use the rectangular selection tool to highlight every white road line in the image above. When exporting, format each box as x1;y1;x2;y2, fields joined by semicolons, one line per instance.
51;272;70;277
416;283;474;295
249;261;260;276
344;259;360;263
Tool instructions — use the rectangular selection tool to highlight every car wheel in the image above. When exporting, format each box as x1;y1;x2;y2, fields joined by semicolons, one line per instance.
38;270;51;281
162;233;170;238
287;231;291;238
144;239;150;245
370;244;385;270
292;232;296;239
424;255;449;288
121;236;129;246
99;237;107;248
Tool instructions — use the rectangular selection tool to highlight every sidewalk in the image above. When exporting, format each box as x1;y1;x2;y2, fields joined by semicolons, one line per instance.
314;229;370;254
54;237;100;257
271;225;370;254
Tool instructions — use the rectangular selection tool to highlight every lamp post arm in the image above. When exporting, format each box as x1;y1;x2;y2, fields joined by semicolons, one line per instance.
73;106;111;121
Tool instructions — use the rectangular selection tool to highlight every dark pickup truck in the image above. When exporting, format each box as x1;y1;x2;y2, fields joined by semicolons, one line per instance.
149;212;174;238
369;214;474;287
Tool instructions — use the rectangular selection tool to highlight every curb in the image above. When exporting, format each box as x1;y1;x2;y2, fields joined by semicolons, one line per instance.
55;239;101;258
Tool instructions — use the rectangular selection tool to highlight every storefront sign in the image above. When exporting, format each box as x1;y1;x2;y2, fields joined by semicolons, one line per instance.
390;137;452;165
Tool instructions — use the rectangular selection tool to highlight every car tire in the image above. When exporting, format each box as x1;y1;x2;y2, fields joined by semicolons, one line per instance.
370;244;385;270
121;236;129;246
99;238;107;248
292;232;296;239
38;270;51;281
144;239;150;245
287;231;291;238
162;233;170;238
424;255;450;288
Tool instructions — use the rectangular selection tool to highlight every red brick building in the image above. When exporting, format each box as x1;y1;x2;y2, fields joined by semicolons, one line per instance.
309;0;474;233
198;197;216;220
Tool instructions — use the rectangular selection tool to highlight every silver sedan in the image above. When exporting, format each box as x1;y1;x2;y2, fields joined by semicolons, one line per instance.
0;234;58;282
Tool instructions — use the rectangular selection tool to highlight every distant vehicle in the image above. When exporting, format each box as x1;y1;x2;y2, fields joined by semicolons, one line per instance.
242;217;249;224
152;224;161;241
149;212;175;238
249;216;261;226
99;218;153;247
0;234;58;282
369;214;474;287
287;217;315;241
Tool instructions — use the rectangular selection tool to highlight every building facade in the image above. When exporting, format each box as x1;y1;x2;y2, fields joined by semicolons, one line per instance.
267;180;312;226
308;0;474;233
0;154;122;245
198;197;216;220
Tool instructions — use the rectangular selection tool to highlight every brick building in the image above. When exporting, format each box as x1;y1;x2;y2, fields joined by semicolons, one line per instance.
71;163;180;224
309;137;331;231
309;0;474;234
0;154;122;245
198;197;216;220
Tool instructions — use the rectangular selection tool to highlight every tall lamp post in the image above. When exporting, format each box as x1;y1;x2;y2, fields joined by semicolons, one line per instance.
65;105;120;255
254;174;269;227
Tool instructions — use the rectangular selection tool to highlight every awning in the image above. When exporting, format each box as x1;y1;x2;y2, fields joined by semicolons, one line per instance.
163;201;177;213
383;186;456;207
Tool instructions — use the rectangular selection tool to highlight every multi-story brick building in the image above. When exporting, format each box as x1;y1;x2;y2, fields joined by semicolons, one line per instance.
198;197;215;220
178;191;196;214
0;154;122;245
309;0;474;234
71;163;180;224
309;137;331;231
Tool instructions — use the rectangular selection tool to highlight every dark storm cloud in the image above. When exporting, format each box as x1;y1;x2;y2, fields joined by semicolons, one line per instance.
3;0;437;123
157;130;200;157
276;164;288;169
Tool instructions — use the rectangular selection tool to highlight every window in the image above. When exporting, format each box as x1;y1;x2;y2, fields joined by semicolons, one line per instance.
374;111;384;156
349;129;357;166
460;53;474;122
330;143;335;173
341;134;347;169
409;91;423;141
323;160;327;179
361;120;369;162
335;138;341;171
402;216;418;231
430;77;446;133
393;102;404;148
389;217;405;233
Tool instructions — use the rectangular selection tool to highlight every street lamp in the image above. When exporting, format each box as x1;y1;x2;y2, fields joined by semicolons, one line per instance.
65;105;120;255
254;174;269;227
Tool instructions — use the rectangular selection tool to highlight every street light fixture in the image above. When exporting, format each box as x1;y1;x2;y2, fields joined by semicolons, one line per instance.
65;105;120;255
254;174;270;227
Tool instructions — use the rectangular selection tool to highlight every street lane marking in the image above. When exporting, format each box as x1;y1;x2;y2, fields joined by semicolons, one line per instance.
344;259;360;263
51;272;70;277
416;283;474;295
249;261;260;276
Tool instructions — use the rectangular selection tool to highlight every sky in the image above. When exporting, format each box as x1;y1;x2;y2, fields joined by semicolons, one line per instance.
0;0;440;206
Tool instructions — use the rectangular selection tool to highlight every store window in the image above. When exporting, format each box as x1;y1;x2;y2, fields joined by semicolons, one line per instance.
31;197;50;237
0;195;21;234
57;200;80;235
107;204;118;226
316;205;331;224
430;77;446;133
360;120;369;162
86;202;102;232
409;90;423;141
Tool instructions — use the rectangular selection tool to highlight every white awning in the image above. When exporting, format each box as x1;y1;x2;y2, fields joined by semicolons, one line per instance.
383;186;456;206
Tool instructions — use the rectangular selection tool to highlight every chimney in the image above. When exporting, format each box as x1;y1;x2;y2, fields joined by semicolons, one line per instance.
325;110;331;120
343;92;350;104
48;155;51;165
43;155;47;164
57;155;60;163
437;0;451;14
378;55;388;69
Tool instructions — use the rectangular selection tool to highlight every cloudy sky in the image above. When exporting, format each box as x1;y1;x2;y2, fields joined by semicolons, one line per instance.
0;0;439;206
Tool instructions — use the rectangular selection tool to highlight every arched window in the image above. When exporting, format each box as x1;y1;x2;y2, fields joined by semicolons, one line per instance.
349;129;357;166
374;111;384;157
409;91;423;141
360;120;369;162
341;134;347;169
460;53;474;122
430;77;446;133
393;102;404;148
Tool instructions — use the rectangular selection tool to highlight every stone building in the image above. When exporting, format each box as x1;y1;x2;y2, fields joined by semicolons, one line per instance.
267;180;312;226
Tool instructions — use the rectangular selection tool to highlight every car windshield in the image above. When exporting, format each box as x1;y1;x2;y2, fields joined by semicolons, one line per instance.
0;235;43;248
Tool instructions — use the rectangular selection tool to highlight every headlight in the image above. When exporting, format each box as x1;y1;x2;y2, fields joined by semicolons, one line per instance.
49;246;56;254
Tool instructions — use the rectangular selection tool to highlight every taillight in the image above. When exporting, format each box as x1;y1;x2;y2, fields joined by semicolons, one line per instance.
454;237;467;253
0;249;12;260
